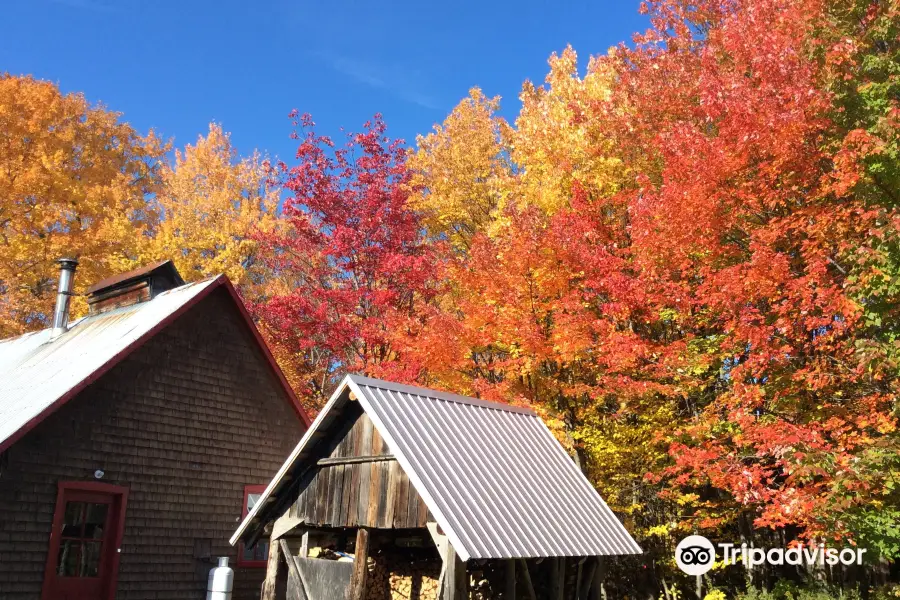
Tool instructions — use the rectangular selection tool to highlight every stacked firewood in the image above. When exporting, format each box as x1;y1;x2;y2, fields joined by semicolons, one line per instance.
364;552;441;599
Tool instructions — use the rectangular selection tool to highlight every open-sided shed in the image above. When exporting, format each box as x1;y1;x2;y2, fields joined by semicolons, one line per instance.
232;375;641;599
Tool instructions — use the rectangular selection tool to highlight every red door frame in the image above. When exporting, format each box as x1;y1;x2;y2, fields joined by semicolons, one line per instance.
41;481;129;600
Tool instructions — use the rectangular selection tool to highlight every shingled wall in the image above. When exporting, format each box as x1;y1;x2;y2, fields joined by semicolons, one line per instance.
0;287;304;600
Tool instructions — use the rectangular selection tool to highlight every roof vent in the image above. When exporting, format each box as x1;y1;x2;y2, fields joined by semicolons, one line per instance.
86;260;185;315
50;258;79;338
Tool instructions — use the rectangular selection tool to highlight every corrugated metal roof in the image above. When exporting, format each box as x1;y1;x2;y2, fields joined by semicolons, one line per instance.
231;374;642;560
0;277;219;449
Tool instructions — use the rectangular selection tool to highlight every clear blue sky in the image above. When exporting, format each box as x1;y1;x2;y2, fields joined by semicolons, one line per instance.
3;0;647;161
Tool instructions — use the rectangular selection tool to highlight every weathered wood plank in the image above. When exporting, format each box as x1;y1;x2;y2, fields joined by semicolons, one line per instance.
383;459;400;528
328;465;345;526
366;460;383;527
417;493;430;528
316;466;331;525
393;465;409;528
295;556;353;600
406;469;419;528
303;469;318;523
339;460;354;525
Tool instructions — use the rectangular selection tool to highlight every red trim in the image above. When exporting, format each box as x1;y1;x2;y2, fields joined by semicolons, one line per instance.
41;481;129;600
237;485;269;568
0;275;310;454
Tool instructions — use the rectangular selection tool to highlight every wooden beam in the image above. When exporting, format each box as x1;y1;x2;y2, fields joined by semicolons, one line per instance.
517;559;537;600
348;528;370;600
504;560;516;599
316;454;396;467
279;539;308;600
261;536;283;600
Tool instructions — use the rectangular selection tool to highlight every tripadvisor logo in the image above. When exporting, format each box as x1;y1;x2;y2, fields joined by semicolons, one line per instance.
676;535;716;576
675;535;867;576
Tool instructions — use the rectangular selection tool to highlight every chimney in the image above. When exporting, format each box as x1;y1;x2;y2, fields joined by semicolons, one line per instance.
85;260;185;315
51;258;79;338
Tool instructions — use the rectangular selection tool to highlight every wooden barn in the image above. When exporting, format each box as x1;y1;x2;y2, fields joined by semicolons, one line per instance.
0;259;310;600
231;375;642;600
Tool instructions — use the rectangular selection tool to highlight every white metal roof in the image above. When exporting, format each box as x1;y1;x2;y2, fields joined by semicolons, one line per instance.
0;277;220;450
232;374;642;560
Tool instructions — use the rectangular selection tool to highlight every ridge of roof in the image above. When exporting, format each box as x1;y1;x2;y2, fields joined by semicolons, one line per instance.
347;375;537;416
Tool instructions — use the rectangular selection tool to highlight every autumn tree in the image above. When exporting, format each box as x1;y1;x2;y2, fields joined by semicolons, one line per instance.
148;122;280;288
408;88;513;250
600;0;900;563
253;113;433;411
0;75;163;337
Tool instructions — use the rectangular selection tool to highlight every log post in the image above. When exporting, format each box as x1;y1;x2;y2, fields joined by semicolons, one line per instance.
261;536;284;600
349;527;370;600
551;557;565;600
442;543;467;600
578;558;597;600
504;560;516;599
590;557;606;600
517;559;537;600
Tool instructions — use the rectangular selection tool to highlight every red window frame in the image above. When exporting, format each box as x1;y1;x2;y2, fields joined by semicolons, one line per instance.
237;485;269;568
41;481;129;600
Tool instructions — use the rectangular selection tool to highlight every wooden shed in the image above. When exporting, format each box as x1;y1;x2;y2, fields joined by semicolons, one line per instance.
232;375;641;600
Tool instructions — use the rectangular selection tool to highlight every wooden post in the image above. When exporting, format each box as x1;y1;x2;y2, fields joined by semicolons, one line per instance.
261;536;284;600
299;530;309;558
551;557;565;600
442;543;467;600
590;557;605;600
349;527;370;600
517;559;537;600
504;560;516;599
578;558;597;600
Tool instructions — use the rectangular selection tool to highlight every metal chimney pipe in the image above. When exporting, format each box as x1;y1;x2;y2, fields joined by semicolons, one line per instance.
51;258;79;338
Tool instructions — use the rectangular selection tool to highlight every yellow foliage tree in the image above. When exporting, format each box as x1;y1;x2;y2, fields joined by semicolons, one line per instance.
147;123;280;287
408;88;514;250
0;74;163;338
512;46;626;214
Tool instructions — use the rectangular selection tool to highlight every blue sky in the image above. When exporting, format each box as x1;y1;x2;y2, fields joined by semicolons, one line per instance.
3;0;647;161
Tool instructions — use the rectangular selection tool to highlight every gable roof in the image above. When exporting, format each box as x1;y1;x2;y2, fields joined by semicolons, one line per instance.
0;275;310;453
231;374;642;561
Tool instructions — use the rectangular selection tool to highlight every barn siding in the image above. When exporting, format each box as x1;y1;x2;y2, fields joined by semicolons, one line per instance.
0;288;303;600
288;407;431;530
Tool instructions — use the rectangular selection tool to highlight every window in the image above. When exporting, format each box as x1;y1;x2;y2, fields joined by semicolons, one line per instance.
237;485;268;567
